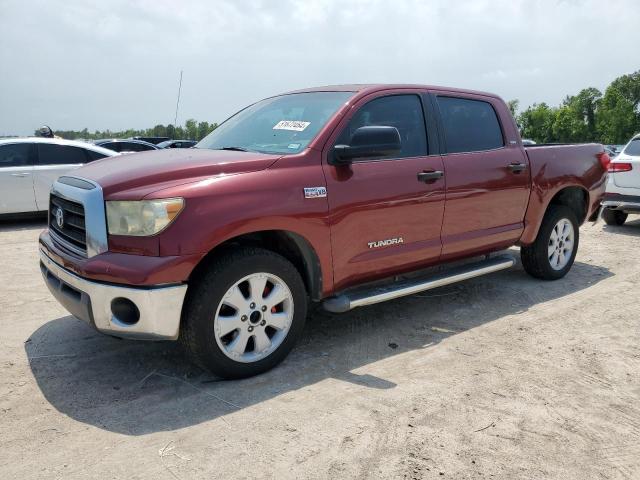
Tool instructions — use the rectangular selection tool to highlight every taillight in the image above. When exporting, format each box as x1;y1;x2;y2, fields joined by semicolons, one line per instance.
608;162;633;173
598;152;611;170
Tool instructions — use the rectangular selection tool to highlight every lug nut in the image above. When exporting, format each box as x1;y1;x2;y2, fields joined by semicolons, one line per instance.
250;302;256;309
241;315;247;322
260;320;266;326
261;305;267;312
248;326;254;332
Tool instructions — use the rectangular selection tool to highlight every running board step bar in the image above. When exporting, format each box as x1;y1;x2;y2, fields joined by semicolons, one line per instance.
322;254;516;313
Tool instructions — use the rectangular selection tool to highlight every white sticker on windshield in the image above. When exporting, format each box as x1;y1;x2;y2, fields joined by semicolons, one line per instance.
273;120;310;132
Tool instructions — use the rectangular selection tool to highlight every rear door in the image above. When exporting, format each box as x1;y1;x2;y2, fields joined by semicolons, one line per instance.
0;143;37;214
432;93;530;259
34;144;88;210
322;91;446;291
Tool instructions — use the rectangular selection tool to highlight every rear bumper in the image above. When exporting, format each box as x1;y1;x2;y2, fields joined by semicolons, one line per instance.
40;248;187;340
602;193;640;213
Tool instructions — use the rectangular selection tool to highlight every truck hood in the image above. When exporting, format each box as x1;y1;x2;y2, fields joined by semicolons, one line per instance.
74;148;281;198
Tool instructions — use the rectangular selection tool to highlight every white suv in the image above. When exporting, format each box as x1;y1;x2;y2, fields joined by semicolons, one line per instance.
602;134;640;225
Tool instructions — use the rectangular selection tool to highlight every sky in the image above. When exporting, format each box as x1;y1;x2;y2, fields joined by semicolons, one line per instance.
0;0;638;136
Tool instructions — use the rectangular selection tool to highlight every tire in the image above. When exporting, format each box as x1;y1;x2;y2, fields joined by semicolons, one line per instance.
521;205;579;280
602;208;627;226
180;247;307;379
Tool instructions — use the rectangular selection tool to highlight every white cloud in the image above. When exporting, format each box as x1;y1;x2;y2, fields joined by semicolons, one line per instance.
0;0;638;135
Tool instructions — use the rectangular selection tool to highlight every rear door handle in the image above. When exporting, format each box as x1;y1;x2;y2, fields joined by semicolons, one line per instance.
10;172;30;177
508;162;527;173
417;170;444;183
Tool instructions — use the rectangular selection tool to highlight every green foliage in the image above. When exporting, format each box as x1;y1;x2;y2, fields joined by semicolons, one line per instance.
519;103;557;143
46;120;218;142
516;71;640;144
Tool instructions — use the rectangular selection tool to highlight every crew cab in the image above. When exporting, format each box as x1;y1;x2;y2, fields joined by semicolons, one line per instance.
601;133;640;225
39;84;608;378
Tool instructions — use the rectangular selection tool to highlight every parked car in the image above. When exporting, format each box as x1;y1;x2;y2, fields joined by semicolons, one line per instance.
521;139;537;145
94;139;159;153
39;84;608;378
601;133;640;225
604;145;620;159
157;139;197;149
0;138;117;215
133;136;170;145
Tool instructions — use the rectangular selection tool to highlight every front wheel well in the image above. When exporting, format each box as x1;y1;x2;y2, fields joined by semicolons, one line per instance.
548;186;589;225
189;230;323;301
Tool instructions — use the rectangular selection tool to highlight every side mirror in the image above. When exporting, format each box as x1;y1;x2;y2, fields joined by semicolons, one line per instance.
331;126;402;165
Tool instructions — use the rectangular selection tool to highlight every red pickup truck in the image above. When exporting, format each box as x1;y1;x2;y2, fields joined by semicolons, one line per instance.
39;84;608;378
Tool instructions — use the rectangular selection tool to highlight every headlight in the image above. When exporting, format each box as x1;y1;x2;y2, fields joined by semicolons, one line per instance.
106;198;184;236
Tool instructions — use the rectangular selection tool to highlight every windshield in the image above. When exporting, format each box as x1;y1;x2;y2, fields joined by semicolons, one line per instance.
196;91;354;155
623;138;640;156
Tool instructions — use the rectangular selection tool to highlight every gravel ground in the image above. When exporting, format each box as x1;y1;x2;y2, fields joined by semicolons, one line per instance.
0;218;639;479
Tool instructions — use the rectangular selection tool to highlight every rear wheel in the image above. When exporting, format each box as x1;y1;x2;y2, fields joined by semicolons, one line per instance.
180;247;307;379
521;205;579;280
602;209;627;226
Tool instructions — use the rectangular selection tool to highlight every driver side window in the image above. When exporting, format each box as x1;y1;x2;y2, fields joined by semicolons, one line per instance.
336;94;428;159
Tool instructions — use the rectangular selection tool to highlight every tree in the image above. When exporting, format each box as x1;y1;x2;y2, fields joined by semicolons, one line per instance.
507;99;519;118
518;103;557;143
573;87;602;139
151;124;167;137
597;71;640;144
184;119;198;140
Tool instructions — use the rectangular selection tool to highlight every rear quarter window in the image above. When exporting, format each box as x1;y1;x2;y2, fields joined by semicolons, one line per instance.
623;139;640;156
85;150;109;162
436;96;504;154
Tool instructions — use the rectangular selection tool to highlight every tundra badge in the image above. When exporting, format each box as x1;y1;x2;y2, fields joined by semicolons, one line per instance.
304;187;327;199
368;237;404;249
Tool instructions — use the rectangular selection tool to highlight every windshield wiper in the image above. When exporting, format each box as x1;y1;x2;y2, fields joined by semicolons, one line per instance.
217;146;250;152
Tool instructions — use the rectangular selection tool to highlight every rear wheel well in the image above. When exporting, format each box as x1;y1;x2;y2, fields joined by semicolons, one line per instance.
189;231;322;301
548;187;588;225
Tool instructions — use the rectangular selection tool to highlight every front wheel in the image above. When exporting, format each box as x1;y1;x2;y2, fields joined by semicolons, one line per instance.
180;247;307;379
521;205;579;280
602;209;627;226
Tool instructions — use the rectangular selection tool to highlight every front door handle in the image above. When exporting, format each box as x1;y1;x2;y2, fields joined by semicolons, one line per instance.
10;172;30;177
417;170;444;183
508;162;527;173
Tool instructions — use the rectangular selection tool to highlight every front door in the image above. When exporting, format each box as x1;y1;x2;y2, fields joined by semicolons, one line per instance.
323;92;445;291
0;143;36;214
432;93;531;259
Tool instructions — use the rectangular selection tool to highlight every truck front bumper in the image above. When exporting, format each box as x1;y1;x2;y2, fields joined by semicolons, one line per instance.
40;248;188;340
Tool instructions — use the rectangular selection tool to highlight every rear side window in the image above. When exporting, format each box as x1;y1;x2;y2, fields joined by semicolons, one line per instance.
624;139;640;156
436;97;504;153
336;94;428;159
98;142;120;152
38;144;89;165
0;144;31;167
85;150;108;162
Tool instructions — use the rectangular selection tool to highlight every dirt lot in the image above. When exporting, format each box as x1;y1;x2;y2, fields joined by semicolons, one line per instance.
0;218;639;479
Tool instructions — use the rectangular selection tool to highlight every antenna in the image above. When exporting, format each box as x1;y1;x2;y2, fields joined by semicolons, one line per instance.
173;70;183;126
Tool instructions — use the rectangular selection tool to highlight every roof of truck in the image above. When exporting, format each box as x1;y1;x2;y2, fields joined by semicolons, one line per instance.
282;84;501;99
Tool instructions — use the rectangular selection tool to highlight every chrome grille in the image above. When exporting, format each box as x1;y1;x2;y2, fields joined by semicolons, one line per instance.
49;193;87;256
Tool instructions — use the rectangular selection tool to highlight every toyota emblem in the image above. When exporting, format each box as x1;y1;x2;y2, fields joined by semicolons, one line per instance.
55;208;64;228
